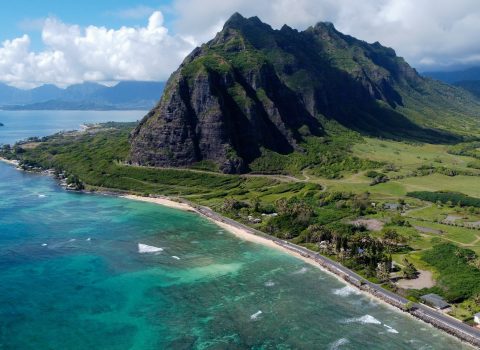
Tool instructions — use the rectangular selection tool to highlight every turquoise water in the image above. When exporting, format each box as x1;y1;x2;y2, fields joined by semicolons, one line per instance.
0;164;470;349
0;113;470;349
0;110;144;145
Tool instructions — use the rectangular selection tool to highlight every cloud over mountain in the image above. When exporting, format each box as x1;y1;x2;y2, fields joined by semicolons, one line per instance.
1;1;480;87
171;0;480;71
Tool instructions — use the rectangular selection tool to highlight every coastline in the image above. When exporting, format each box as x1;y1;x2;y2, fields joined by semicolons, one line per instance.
0;158;19;166
121;195;353;275
0;159;478;347
120;193;480;348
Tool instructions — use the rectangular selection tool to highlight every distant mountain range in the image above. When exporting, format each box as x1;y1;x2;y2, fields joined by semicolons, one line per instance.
423;67;480;84
0;81;165;110
423;67;480;99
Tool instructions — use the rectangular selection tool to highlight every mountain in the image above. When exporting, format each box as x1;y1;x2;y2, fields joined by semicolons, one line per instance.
130;13;480;173
0;81;165;110
454;80;480;98
423;67;480;84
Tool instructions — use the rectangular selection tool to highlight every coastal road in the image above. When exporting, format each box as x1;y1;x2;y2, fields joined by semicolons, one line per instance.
193;204;480;346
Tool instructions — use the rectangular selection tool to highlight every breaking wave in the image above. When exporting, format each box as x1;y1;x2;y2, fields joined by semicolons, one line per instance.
343;314;381;325
383;324;399;334
332;285;361;297
264;281;275;287
138;243;163;253
329;338;349;350
250;310;262;320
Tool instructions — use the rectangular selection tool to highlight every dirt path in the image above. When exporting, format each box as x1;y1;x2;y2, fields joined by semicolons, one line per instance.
396;270;435;289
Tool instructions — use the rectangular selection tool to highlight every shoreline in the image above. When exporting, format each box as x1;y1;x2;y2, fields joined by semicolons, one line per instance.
121;195;354;273
0;159;478;347
121;193;480;348
0;157;19;166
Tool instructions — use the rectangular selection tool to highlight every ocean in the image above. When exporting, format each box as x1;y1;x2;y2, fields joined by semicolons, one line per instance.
0;111;469;349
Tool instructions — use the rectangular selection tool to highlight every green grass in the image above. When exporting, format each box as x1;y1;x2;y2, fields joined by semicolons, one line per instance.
6;121;480;321
399;175;480;197
421;243;480;303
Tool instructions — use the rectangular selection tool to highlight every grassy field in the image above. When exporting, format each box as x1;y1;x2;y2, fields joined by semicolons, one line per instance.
352;138;477;174
3;122;480;321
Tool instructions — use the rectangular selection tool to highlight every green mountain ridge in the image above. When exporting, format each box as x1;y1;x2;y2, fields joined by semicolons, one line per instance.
130;13;480;173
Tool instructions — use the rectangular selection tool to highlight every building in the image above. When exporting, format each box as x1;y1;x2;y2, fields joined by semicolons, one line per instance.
383;203;400;210
474;312;480;325
420;293;451;311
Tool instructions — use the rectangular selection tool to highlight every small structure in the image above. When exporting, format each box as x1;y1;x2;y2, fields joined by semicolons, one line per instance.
420;293;450;311
247;215;262;224
474;312;480;326
383;203;400;210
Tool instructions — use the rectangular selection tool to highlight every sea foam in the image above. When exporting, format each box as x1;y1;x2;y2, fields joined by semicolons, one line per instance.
250;310;263;320
343;314;381;325
332;285;361;297
138;243;163;253
292;267;308;274
383;324;399;334
329;338;349;350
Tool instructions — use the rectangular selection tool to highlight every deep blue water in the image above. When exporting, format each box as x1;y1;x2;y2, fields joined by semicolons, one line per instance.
0;112;470;349
0;110;145;145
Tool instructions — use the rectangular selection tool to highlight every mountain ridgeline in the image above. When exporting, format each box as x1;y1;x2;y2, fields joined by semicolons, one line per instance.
0;81;165;110
130;13;480;173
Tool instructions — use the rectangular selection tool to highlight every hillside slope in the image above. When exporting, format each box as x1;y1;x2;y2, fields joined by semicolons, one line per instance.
130;13;480;173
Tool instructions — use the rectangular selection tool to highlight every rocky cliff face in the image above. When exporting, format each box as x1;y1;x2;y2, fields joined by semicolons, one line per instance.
130;13;479;173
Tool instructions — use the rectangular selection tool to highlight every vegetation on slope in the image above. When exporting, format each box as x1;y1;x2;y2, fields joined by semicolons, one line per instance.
3;121;480;322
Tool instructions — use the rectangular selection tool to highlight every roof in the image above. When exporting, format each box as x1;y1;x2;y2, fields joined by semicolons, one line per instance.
420;293;450;309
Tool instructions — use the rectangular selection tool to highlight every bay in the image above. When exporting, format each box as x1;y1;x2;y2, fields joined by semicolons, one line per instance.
0;110;144;145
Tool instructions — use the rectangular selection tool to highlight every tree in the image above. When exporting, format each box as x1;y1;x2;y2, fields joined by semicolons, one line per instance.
221;198;243;213
251;196;261;213
376;261;391;283
275;198;290;215
402;258;418;279
66;175;84;190
382;229;405;253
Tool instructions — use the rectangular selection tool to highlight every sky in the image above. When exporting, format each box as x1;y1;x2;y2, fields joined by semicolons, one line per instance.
1;0;480;88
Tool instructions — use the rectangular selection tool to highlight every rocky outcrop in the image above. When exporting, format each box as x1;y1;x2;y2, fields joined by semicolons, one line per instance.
130;13;477;173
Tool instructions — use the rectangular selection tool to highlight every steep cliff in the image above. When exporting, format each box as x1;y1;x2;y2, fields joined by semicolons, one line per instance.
130;13;480;173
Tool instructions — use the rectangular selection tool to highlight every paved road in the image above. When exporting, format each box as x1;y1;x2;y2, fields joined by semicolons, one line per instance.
194;204;480;345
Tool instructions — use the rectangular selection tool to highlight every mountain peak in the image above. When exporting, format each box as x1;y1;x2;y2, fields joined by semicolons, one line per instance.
223;12;268;31
314;21;336;30
130;15;476;174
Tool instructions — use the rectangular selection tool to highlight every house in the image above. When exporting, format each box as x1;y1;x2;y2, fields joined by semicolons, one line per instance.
420;293;451;311
474;312;480;325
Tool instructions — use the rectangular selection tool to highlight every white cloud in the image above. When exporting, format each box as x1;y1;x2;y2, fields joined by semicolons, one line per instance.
0;11;195;88
2;1;480;87
171;0;480;71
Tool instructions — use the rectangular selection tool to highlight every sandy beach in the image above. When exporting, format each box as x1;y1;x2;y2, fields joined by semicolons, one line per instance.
122;195;302;256
122;195;196;212
0;157;19;166
121;194;390;295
